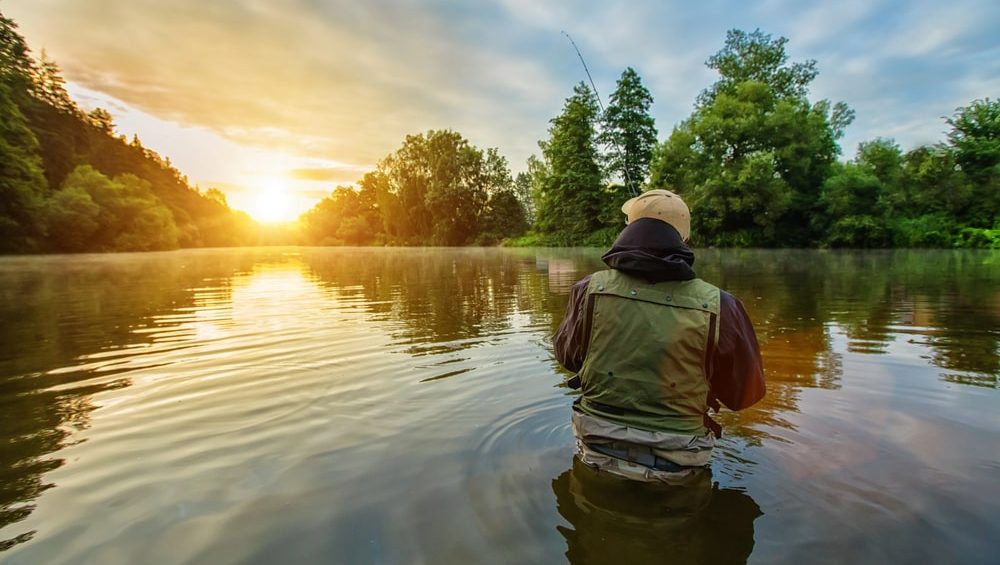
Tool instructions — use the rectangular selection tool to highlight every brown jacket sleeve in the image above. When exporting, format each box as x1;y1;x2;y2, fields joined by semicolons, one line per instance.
710;291;765;410
554;275;592;374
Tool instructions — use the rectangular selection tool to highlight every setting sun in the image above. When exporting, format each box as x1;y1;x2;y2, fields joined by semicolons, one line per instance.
248;186;297;224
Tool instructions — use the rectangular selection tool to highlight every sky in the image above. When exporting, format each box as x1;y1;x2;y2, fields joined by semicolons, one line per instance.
5;0;1000;220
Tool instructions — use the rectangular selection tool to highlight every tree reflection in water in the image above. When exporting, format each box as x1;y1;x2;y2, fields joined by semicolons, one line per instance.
0;248;997;559
0;251;256;549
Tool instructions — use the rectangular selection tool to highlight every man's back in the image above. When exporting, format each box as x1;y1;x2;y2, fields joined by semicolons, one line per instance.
554;193;764;481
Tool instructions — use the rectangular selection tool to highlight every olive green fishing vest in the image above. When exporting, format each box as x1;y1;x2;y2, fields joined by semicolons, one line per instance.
577;269;721;435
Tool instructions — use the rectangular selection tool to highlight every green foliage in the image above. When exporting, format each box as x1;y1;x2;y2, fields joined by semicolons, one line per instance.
5;8;998;252
891;214;954;248
600;67;657;193
947;98;1000;181
53;165;180;251
478;189;529;245
945;98;1000;226
698;29;818;105
300;185;380;245
300;131;523;247
513;171;534;225
954;226;1000;249
0;12;36;98
44;185;100;252
0;81;47;252
650;29;852;247
0;10;255;254
532;83;608;243
375;130;497;245
818;163;888;247
34;51;76;114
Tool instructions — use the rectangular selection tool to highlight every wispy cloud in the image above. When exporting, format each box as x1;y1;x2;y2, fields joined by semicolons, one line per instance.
5;0;999;207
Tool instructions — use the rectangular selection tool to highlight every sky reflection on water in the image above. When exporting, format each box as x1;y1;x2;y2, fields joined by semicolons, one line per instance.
0;248;998;563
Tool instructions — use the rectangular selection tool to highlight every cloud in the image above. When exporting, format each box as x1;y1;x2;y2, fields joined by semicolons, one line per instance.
6;0;562;169
289;167;367;183
5;0;999;189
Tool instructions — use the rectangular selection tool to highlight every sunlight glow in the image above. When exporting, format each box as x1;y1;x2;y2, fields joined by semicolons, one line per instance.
248;185;297;223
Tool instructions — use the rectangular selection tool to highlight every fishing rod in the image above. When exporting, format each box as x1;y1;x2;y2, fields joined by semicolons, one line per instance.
561;31;637;197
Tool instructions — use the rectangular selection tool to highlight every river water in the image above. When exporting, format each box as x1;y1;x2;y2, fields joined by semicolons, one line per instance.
0;247;998;564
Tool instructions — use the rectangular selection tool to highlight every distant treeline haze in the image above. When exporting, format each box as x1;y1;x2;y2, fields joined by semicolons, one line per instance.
1;11;997;252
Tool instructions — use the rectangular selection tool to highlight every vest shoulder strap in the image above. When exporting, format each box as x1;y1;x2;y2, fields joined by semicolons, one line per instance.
587;269;721;315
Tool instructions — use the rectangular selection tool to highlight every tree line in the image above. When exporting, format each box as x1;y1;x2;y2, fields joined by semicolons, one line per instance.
4;6;996;252
649;30;999;248
302;29;998;249
0;11;256;254
300;131;529;246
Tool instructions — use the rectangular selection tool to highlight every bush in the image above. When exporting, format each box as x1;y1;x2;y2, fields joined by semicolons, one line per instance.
955;227;1000;248
891;214;954;247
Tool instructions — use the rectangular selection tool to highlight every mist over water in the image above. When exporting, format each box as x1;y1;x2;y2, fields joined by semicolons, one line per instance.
1;248;998;564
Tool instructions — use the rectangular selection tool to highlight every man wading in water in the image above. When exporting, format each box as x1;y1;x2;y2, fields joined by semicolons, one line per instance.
555;189;765;482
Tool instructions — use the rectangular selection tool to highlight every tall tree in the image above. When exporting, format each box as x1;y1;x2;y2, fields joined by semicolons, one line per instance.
0;81;47;252
818;162;889;248
947;98;1000;181
300;185;379;245
698;29;818;106
0;11;36;98
534;82;605;242
600;67;657;194
356;130;513;245
513;171;534;225
650;29;854;246
33;50;76;114
946;98;999;227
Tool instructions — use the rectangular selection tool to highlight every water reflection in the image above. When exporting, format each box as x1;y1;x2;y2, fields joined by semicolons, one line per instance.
0;250;302;549
554;459;761;564
0;248;997;561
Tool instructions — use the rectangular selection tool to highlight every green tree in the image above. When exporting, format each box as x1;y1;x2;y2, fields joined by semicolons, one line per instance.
87;107;115;133
599;67;657;194
698;29;818;105
58;165;179;251
44;184;100;252
0;10;266;253
374;130;491;245
818;162;888;247
947;98;1000;181
300;185;379;245
903;146;970;219
479;189;529;244
33;50;76;114
312;130;515;246
513;171;534;225
0;11;36;98
650;29;854;246
945;98;999;227
534;82;606;243
0;81;47;252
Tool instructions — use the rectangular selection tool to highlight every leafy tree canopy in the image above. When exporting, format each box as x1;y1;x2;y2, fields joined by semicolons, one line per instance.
600;67;657;194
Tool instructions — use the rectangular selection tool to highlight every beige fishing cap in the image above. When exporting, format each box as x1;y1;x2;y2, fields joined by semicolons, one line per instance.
621;189;691;241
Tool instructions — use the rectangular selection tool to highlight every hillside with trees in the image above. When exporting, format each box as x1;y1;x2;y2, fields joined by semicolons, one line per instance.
0;11;255;254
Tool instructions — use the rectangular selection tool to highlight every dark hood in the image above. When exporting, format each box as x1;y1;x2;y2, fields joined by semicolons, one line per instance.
601;217;696;282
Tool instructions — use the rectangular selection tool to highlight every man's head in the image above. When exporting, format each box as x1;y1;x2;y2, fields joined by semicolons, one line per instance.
621;189;691;242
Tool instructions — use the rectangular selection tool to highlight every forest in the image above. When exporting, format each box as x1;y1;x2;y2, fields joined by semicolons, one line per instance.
0;12;256;254
1;10;997;252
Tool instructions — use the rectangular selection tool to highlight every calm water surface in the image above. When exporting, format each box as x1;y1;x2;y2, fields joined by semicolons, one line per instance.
1;248;999;564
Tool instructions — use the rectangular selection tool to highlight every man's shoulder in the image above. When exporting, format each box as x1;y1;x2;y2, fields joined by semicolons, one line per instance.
571;273;595;292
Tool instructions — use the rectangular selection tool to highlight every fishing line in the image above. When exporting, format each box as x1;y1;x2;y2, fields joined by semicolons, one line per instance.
561;31;637;197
